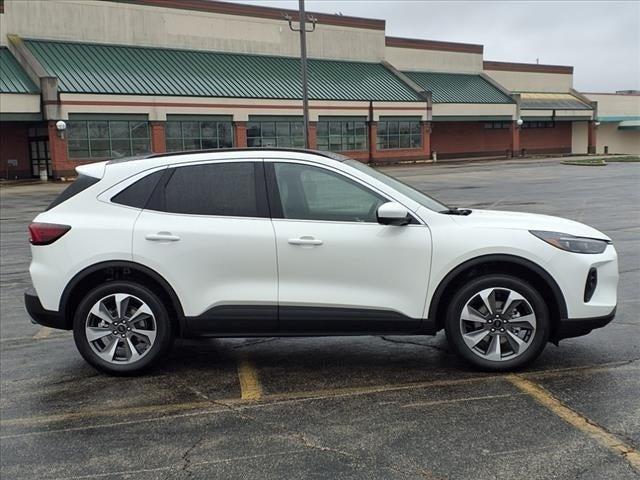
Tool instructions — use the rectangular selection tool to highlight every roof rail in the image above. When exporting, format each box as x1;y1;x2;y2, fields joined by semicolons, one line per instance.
107;147;350;164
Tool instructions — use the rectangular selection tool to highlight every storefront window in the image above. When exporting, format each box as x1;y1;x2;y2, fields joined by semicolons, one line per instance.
376;119;422;150
166;119;233;152
522;121;555;128
484;121;511;129
317;119;367;152
67;119;150;159
247;119;304;148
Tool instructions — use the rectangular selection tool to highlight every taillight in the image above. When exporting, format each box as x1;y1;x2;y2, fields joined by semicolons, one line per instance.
28;223;71;245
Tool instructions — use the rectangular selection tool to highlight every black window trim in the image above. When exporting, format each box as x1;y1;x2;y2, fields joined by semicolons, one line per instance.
143;160;270;220
263;159;421;225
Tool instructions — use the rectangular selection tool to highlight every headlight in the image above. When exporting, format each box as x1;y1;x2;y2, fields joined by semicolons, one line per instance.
530;230;610;254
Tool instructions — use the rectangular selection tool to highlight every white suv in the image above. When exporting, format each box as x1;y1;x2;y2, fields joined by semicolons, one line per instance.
25;149;618;375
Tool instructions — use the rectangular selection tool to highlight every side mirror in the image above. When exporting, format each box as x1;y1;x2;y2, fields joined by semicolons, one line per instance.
377;202;410;226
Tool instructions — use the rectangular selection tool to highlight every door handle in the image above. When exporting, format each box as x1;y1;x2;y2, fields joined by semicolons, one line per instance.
288;236;323;246
145;232;181;242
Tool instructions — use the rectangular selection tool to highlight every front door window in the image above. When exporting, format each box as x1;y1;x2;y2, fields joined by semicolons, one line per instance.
272;162;385;223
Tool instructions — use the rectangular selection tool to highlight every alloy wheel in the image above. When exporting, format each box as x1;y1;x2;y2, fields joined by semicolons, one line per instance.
85;293;157;364
459;287;537;361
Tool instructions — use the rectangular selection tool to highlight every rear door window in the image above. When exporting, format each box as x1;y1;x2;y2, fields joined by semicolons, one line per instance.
148;162;268;218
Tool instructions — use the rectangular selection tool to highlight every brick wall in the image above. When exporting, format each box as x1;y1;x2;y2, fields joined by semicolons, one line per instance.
48;121;77;178
520;122;572;154
150;122;166;153
431;121;511;158
234;122;247;147
0;123;31;179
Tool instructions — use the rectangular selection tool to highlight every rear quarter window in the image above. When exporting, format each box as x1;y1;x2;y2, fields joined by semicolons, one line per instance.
111;170;165;209
47;174;100;211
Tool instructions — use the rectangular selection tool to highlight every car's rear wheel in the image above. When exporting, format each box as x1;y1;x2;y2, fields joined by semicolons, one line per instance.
73;281;173;375
445;275;549;371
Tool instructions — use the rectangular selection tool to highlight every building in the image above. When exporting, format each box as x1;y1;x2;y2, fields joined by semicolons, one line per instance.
0;0;637;180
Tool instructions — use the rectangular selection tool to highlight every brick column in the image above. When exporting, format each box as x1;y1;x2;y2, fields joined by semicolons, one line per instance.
48;120;69;179
421;121;431;160
150;121;166;153
234;121;247;148
509;121;521;157
368;121;377;163
307;121;318;150
587;120;597;154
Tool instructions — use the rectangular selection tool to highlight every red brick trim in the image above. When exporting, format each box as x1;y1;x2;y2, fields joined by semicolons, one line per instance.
386;36;483;54
234;121;247;148
48;121;70;179
307;122;318;150
114;0;385;30
483;61;573;74
150;121;166;153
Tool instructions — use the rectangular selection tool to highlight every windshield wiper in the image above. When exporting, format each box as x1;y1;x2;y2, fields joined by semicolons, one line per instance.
440;207;472;216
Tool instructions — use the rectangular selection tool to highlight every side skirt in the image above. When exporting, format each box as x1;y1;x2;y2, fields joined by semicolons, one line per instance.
182;305;436;338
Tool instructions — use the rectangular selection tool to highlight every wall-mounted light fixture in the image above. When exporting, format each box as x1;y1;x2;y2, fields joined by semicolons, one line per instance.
516;118;524;127
55;120;67;139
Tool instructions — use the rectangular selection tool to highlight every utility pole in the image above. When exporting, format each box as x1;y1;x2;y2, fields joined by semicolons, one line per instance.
285;1;317;148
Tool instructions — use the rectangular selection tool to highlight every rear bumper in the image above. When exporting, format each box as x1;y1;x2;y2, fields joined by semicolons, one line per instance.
553;307;616;342
24;287;68;330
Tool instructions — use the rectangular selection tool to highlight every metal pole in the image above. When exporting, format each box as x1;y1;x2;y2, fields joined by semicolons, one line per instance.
298;0;310;149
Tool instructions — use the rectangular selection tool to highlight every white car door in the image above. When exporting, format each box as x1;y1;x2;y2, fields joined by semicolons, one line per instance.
132;160;277;335
266;160;432;333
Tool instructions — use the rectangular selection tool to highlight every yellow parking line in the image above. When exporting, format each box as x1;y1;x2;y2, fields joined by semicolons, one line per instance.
237;355;263;401
33;327;52;339
1;362;637;436
507;374;640;473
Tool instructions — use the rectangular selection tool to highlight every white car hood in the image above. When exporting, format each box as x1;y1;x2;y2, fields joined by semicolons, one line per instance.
452;209;610;241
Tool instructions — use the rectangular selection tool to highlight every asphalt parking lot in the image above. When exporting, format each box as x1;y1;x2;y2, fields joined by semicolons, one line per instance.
1;158;638;479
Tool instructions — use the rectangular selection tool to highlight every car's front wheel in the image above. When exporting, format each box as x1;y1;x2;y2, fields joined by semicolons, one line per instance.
73;281;174;375
445;275;549;371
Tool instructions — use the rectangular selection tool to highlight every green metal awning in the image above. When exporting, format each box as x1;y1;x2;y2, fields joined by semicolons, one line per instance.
402;71;513;104
24;39;422;102
519;92;591;110
0;47;39;94
618;120;640;131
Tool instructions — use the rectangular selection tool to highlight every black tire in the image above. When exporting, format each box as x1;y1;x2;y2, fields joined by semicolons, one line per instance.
444;274;549;371
73;281;174;375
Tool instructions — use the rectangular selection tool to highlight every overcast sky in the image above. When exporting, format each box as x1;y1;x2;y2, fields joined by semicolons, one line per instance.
225;0;640;92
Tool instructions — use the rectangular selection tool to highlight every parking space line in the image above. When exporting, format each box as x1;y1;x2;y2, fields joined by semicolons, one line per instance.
237;355;263;401
33;327;52;339
506;374;640;473
2;361;638;438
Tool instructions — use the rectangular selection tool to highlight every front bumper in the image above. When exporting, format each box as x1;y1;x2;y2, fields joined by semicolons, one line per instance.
24;287;68;330
553;307;616;342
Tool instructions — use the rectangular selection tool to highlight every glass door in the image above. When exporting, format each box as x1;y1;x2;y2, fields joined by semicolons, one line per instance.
29;137;51;178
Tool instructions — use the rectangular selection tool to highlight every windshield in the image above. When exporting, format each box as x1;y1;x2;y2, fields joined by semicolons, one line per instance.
345;160;449;212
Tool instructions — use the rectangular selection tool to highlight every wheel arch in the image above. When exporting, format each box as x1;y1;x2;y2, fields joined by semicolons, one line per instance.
60;261;185;333
428;254;568;336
